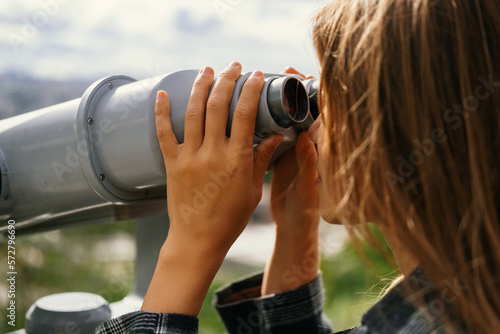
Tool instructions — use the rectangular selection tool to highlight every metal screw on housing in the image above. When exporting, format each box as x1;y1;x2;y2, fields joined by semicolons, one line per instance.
87;118;94;125
99;174;106;181
107;82;114;89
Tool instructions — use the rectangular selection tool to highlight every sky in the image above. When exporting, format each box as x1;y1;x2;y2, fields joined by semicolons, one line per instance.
1;0;327;81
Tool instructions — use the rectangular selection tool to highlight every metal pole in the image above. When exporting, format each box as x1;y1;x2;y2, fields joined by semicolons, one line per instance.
134;214;170;298
106;214;170;317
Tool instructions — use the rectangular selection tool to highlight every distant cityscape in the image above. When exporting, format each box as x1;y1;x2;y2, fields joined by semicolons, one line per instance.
0;72;91;120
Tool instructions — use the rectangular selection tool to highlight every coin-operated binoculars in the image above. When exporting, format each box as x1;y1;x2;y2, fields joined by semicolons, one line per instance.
0;70;318;233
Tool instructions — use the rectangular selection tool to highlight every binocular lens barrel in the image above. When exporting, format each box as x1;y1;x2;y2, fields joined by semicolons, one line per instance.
267;77;309;128
307;79;319;120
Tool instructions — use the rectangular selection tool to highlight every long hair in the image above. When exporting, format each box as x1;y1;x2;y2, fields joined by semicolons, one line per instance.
312;0;500;332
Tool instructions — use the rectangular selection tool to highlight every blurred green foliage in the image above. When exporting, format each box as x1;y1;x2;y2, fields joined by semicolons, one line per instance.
320;240;399;330
1;220;398;333
1;221;135;333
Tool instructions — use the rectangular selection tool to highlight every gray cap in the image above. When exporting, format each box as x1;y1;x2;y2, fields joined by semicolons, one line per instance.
25;292;111;334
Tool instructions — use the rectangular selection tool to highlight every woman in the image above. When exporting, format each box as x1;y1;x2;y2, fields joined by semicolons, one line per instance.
97;0;500;333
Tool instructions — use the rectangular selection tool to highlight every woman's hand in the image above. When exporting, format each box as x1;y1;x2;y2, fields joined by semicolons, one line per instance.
262;67;320;295
142;62;284;316
158;63;283;252
271;67;318;236
270;132;319;236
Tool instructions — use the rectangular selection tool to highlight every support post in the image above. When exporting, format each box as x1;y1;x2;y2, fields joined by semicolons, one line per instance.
108;214;170;316
134;214;170;297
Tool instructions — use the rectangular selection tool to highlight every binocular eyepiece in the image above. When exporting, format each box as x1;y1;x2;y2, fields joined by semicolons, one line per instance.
267;76;310;128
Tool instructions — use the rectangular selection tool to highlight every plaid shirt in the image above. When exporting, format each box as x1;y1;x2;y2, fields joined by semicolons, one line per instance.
96;312;198;334
96;268;467;333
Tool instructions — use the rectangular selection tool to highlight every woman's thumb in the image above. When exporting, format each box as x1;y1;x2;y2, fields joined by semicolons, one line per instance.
253;134;285;185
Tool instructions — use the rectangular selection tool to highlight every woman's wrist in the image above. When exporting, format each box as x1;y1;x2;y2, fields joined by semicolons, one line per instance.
275;224;319;244
262;227;319;295
162;228;232;262
141;233;227;316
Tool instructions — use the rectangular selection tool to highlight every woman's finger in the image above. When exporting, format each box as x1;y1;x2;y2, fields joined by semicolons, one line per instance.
296;131;317;172
295;131;319;193
204;61;242;145
282;67;315;80
230;71;264;150
253;134;285;192
183;67;214;152
155;91;179;161
282;67;306;78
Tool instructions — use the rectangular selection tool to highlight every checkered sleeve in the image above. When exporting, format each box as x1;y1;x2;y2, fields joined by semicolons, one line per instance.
95;311;198;334
214;272;332;334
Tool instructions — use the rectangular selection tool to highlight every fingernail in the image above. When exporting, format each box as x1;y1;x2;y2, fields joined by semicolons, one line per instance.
231;61;240;68
251;70;263;78
156;91;164;102
275;135;285;147
201;67;213;76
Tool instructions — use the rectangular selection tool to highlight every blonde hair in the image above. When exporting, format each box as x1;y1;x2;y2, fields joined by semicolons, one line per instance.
313;0;500;332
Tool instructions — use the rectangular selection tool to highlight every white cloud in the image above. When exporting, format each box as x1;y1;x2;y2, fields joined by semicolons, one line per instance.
2;0;328;80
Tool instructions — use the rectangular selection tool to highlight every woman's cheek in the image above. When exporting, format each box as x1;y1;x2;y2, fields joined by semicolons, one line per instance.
317;179;336;224
318;189;330;221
